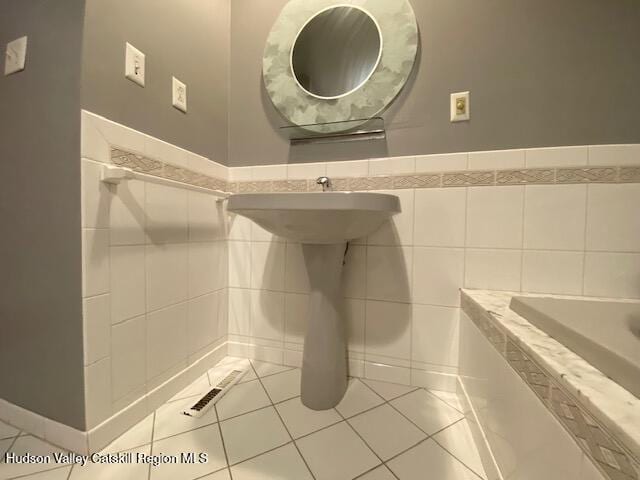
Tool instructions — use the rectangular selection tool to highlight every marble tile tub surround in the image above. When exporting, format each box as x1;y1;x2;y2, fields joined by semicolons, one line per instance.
461;289;640;479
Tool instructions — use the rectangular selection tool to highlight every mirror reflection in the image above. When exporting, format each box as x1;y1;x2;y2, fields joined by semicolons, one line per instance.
291;6;382;99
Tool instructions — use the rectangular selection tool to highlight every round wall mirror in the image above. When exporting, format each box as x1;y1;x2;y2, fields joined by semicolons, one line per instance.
290;5;383;100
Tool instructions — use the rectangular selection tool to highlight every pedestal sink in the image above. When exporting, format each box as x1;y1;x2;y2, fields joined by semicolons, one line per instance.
227;191;400;409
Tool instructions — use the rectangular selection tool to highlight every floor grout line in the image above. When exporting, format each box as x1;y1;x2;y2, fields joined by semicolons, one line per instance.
431;435;487;480
213;404;233;480
248;360;317;480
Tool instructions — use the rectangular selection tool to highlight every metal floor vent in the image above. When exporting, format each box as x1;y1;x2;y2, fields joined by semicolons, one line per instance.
182;368;247;418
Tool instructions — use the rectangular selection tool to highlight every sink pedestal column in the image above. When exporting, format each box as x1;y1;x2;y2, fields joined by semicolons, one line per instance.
300;242;348;410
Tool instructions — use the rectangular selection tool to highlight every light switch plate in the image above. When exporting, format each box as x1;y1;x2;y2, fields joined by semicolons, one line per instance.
125;42;145;87
172;76;187;113
4;36;28;76
450;91;470;122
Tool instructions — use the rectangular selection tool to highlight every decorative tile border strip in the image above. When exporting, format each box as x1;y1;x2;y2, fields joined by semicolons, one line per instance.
111;147;640;195
461;293;640;480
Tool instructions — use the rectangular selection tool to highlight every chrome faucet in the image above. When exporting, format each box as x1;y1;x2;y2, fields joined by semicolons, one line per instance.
316;176;332;192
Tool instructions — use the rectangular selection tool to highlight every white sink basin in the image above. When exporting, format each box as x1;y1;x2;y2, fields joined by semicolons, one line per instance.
226;192;400;244
226;190;401;410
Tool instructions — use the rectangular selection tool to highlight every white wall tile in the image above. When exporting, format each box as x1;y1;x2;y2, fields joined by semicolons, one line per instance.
583;253;640;299
187;292;221;355
284;293;308;344
93;114;146;154
415;153;468;173
188;191;225;242
586;184;640;252
230;167;252;182
144;137;188;168
414;188;466;247
251;242;286;290
84;358;112;429
343;245;366;299
522;251;584;295
525;146;588;168
287;162;327;179
81;110;111;164
110;180;146;246
110;245;146;324
111;315;146;401
345;299;365;353
468;149;525;170
147;303;188;381
145;183;188;244
188;242;225;298
464;249;522;291
252;165;287;180
366;246;413;303
412;305;459;367
368;157;415;175
466;186;524;248
365;301;411;360
413;248;464;306
285;243;310;293
364;362;411;386
524;185;587;250
146;244;188;311
228;288;251;336
251;290;285;341
326;160;369;177
228;241;251;288
228;214;252;241
186;152;223;179
588;144;640;166
82;229;110;297
368;189;414;246
81;160;111;229
83;294;110;366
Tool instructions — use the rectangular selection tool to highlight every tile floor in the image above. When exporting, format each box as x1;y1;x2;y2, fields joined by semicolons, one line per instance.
0;358;486;480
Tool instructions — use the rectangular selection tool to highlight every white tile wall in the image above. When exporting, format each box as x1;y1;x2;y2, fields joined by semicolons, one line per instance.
81;112;229;432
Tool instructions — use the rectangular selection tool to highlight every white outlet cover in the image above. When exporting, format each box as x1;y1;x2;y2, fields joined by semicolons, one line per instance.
450;91;470;122
125;42;145;87
4;36;27;76
172;76;187;113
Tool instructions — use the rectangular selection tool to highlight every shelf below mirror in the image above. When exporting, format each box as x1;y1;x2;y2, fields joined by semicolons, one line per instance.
281;117;385;145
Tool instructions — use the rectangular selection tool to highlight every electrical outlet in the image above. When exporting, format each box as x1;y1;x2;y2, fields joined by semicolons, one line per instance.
172;76;187;113
125;42;145;87
450;91;470;122
4;36;27;76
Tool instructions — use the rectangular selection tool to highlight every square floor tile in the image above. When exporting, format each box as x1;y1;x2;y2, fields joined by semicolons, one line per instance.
349;405;426;461
101;414;153;453
357;465;397;480
238;369;258;384
390;389;463;435
70;445;150;480
251;360;293;378
335;379;384;418
169;375;210;402
0;438;12;457
220;407;290;465
260;369;301;403
200;469;231;480
433;419;487;479
0;435;68;478
150;424;227;480
275;397;342;439
16;466;73;479
0;421;19;440
296;422;380;480
216;379;271;420
153;397;218;441
387;439;478;480
428;390;465;413
362;379;418;401
231;443;313;480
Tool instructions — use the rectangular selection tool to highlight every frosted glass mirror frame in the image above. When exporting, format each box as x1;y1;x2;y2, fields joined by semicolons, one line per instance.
290;5;384;101
264;0;418;131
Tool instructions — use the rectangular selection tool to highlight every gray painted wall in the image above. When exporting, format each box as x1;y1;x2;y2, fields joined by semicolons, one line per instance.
0;0;86;430
229;0;640;167
82;0;230;165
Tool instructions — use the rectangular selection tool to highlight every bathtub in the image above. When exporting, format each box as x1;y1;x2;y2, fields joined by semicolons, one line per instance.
509;296;640;399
